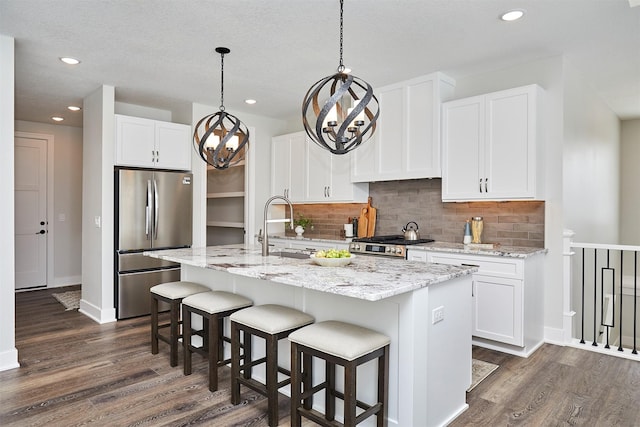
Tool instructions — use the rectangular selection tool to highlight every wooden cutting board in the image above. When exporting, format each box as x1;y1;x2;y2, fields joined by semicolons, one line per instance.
358;207;369;238
366;197;376;237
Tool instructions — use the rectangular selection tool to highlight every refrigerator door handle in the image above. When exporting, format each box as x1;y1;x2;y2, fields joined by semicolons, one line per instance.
145;179;152;239
153;178;159;240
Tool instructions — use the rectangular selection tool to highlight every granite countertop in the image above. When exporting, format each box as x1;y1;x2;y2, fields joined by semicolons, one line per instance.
409;242;547;258
269;234;546;258
145;244;476;302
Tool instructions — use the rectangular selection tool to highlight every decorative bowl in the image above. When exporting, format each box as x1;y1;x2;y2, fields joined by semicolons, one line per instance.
310;253;355;267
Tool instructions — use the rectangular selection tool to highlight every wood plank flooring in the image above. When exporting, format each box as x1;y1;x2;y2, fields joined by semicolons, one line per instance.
3;286;640;426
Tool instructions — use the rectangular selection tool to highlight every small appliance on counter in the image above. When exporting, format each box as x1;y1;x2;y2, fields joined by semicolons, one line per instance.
349;234;434;258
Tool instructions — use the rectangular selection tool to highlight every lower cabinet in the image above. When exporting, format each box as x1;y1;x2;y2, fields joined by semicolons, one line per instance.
407;249;544;356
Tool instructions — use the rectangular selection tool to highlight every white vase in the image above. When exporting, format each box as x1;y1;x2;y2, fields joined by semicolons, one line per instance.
295;225;305;237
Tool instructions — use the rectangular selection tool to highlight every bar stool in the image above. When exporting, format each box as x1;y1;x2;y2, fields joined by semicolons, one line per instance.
150;281;209;367
288;320;390;427
230;304;314;427
181;291;253;392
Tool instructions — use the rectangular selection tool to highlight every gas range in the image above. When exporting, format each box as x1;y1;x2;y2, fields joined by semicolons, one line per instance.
348;235;435;258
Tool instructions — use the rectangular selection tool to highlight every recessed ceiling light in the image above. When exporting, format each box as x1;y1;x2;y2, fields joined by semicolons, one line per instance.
59;57;81;65
67;105;81;111
51;116;64;122
501;9;525;21
245;99;257;105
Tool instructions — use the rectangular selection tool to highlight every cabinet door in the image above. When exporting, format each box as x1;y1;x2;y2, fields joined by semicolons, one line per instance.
306;140;331;201
155;121;191;170
271;135;291;197
485;87;537;198
271;132;306;202
115;115;155;167
377;85;405;177
473;275;523;346
406;77;439;177
328;151;356;201
441;96;484;200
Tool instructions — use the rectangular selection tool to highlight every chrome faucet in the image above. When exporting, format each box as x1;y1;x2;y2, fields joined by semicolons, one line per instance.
260;195;294;256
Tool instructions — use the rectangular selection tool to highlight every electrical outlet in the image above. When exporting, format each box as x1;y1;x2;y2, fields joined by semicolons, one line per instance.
432;306;444;324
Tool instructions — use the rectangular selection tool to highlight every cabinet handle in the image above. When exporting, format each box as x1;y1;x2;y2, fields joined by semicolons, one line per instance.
152;150;155;163
461;263;480;268
485;178;488;193
327;186;330;197
479;178;483;193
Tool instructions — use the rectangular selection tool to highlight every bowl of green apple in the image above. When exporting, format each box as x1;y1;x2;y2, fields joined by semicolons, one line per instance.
310;249;354;267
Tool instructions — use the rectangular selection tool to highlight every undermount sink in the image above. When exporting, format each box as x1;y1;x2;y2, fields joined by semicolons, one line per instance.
269;250;311;259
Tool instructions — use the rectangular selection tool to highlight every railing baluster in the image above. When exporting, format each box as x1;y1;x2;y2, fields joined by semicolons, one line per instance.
634;251;638;355
618;250;624;352
580;248;586;344
593;249;598;347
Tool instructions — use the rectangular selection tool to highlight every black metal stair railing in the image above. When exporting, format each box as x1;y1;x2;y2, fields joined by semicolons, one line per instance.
572;244;639;356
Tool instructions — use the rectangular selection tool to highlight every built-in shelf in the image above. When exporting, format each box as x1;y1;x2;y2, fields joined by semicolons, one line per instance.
207;159;245;170
207;191;245;199
206;220;245;228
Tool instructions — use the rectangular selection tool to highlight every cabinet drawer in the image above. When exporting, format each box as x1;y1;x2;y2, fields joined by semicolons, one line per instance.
426;252;523;279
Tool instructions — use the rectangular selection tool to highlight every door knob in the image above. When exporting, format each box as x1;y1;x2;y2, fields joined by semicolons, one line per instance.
36;230;45;234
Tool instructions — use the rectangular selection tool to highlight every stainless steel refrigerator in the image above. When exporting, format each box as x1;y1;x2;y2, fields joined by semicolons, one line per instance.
115;168;193;319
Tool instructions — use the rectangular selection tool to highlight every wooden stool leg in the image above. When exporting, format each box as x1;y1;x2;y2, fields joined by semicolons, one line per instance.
169;300;180;367
379;346;389;427
150;295;159;355
218;319;225;362
231;322;241;405
183;305;192;375
243;331;252;380
266;334;279;427
344;361;357;427
302;353;313;410
290;342;302;427
326;360;336;421
209;315;219;392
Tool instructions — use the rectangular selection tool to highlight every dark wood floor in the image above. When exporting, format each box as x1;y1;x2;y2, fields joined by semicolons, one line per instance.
2;287;640;426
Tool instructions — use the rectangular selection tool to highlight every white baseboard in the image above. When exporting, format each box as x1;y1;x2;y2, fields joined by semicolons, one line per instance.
0;348;20;372
50;275;82;288
544;326;567;346
79;299;116;324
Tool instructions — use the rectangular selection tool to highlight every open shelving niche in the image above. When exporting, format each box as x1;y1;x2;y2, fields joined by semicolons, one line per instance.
206;157;247;245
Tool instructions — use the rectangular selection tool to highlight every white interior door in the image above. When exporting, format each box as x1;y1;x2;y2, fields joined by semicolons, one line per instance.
14;136;48;290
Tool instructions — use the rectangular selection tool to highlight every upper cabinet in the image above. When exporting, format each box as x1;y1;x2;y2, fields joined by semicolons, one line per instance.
115;114;191;170
351;72;455;182
441;84;544;201
271;132;306;201
271;131;368;203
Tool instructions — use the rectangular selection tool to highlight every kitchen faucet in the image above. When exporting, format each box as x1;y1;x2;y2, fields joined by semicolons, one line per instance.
259;195;294;256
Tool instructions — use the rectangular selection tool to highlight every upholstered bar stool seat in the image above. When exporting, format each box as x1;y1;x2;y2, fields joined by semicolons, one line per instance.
150;281;209;367
289;320;390;427
230;304;314;427
182;291;253;392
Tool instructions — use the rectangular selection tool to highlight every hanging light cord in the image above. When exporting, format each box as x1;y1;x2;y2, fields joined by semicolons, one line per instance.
338;0;344;72
219;51;225;111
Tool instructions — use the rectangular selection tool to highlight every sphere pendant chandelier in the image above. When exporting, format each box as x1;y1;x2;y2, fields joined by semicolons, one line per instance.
302;0;379;155
194;47;249;170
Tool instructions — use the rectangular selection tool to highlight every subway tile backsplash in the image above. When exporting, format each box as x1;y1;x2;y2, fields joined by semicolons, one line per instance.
290;178;545;248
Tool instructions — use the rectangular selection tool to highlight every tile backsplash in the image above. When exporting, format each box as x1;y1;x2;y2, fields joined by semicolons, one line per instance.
290;178;545;248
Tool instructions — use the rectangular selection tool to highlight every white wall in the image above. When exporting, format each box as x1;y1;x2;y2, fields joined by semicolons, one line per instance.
81;85;116;323
620;119;640;245
190;103;288;247
0;35;19;371
15;121;83;286
563;63;621;244
452;55;567;336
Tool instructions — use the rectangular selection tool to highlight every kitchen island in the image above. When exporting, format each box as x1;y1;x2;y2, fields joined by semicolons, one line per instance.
146;245;476;427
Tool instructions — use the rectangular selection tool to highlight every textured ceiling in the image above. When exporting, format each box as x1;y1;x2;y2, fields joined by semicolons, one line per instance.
1;0;639;128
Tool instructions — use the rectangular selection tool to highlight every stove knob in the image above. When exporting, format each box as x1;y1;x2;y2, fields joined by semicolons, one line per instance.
385;247;392;253
353;244;360;250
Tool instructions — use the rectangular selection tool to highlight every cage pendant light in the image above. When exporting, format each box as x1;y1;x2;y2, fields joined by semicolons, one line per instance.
194;47;249;170
302;0;379;155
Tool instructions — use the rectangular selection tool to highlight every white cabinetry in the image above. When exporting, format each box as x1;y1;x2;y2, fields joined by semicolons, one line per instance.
272;132;368;203
351;73;455;182
407;249;543;356
306;141;368;202
271;132;305;201
441;84;543;201
115;114;191;170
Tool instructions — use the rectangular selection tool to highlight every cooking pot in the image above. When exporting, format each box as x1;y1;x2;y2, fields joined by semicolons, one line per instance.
402;221;420;240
